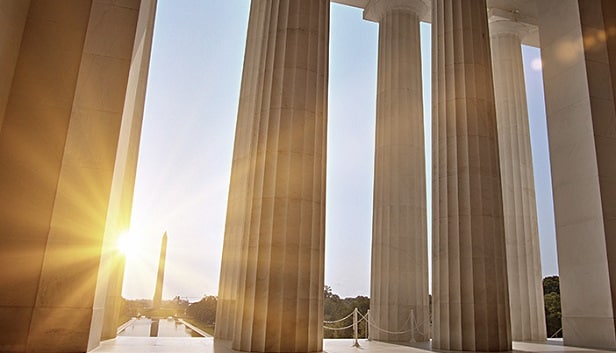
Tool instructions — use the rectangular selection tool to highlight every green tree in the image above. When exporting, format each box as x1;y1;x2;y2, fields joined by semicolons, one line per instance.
323;286;369;339
543;276;562;337
187;295;218;326
544;292;562;337
118;298;150;323
543;275;560;295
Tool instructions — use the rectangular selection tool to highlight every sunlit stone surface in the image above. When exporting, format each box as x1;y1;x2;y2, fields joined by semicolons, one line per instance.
92;337;615;353
364;0;430;343
2;1;616;352
99;0;157;340
431;0;511;351
537;0;616;349
151;232;168;313
489;15;546;342
0;0;157;352
216;1;329;352
0;1;144;352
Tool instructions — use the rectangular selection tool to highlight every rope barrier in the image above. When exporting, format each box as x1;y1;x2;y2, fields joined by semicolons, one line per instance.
366;308;415;335
323;310;354;324
324;307;432;338
323;323;356;331
323;309;366;329
323;308;368;346
367;319;414;335
323;307;433;345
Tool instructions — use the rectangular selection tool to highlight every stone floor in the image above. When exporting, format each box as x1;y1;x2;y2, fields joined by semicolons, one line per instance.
92;337;611;353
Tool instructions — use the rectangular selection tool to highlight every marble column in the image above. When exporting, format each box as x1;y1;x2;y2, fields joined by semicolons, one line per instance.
489;18;546;342
217;1;329;352
432;0;511;351
537;0;616;349
0;1;142;352
364;0;429;343
99;0;157;341
0;0;30;128
0;3;92;350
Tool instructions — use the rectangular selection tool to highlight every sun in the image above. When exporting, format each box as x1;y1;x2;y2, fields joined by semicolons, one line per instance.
117;231;138;258
530;57;542;72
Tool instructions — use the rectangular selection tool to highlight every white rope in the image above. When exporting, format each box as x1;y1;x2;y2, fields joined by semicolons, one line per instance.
324;308;369;336
323;323;355;331
324;308;432;338
323;310;354;324
357;311;369;322
367;318;414;335
407;310;432;337
366;309;414;335
411;313;423;336
351;311;367;324
368;309;413;334
365;309;431;337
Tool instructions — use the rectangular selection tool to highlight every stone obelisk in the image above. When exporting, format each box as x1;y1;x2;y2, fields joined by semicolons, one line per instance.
150;232;167;337
153;231;168;310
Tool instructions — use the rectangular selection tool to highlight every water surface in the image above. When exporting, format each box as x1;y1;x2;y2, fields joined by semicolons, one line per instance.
119;317;202;337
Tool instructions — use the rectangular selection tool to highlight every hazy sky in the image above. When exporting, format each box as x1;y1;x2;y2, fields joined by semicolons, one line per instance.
121;1;557;301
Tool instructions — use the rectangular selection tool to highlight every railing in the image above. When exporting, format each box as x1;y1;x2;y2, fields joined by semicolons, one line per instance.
549;327;563;339
323;308;431;347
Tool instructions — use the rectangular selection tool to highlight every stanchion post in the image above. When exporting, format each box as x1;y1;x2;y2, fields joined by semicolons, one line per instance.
366;309;371;341
353;308;360;347
409;309;415;343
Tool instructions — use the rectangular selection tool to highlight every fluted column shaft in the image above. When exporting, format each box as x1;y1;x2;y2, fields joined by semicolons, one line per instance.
489;20;546;342
99;1;157;340
217;1;329;352
365;0;429;343
0;1;143;352
432;0;511;351
537;0;616;349
0;0;30;127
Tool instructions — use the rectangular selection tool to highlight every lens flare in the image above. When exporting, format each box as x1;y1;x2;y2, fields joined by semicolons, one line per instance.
531;57;542;71
117;231;137;257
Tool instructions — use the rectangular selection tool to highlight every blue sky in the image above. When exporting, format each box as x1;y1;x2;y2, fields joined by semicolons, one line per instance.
121;1;557;300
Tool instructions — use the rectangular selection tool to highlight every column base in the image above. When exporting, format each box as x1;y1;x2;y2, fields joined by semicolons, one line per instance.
563;317;616;350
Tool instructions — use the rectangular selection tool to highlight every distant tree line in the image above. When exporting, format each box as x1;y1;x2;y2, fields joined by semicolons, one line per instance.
543;275;562;338
119;277;562;340
323;285;369;338
118;297;189;324
181;288;370;339
186;295;217;327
